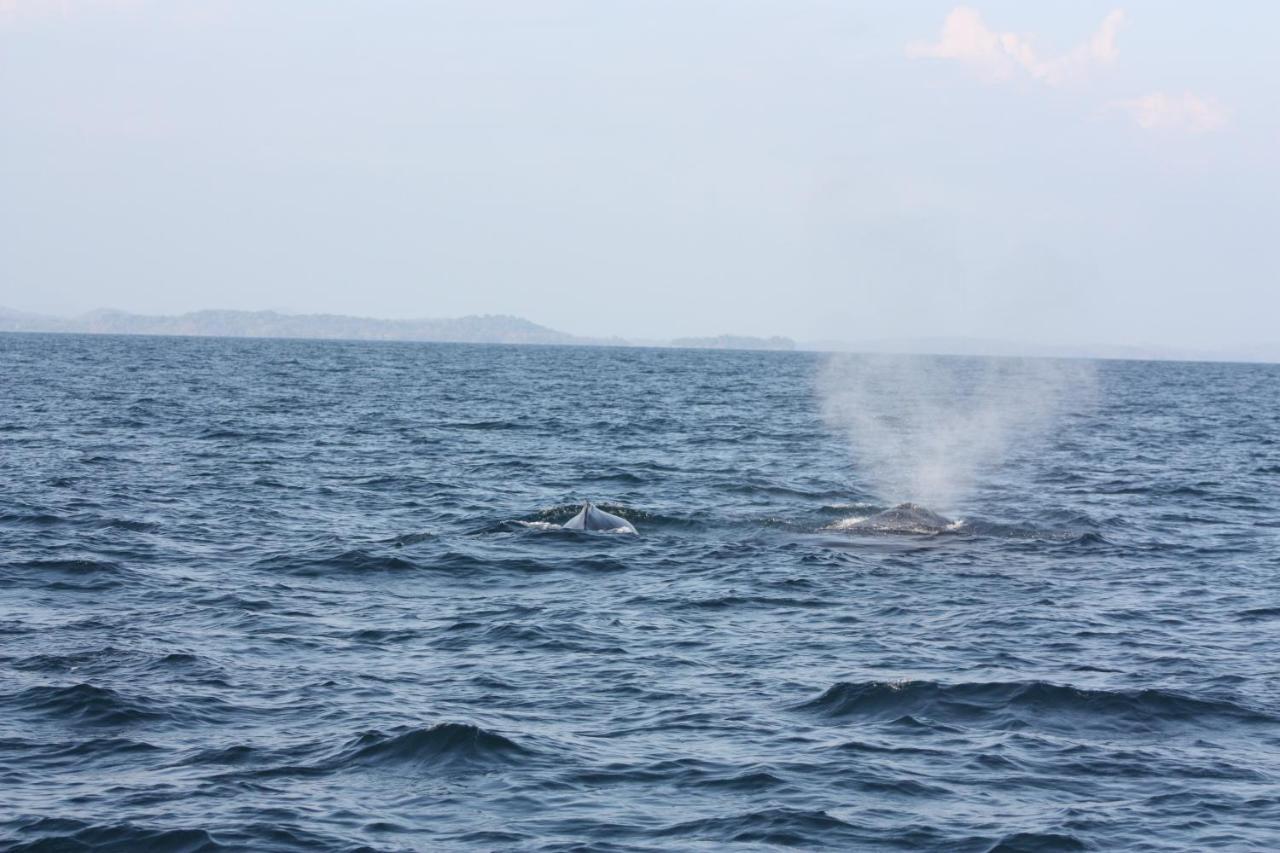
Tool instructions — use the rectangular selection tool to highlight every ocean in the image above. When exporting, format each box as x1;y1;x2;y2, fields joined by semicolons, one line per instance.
1;333;1278;851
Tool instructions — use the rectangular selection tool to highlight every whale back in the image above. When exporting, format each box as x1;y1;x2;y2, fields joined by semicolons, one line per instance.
849;502;952;534
563;502;637;534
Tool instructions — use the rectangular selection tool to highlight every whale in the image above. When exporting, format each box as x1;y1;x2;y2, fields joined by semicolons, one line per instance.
844;502;953;535
563;501;637;534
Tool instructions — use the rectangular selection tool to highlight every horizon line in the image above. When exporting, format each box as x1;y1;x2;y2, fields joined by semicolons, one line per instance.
2;305;1278;366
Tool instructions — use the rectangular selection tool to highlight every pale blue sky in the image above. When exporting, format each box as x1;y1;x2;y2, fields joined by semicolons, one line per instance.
2;1;1277;347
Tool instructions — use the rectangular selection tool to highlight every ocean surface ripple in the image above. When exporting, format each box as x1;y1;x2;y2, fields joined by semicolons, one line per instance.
2;334;1279;851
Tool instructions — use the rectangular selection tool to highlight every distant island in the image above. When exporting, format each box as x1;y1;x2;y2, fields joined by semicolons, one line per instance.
669;335;795;351
0;307;796;352
2;307;1275;363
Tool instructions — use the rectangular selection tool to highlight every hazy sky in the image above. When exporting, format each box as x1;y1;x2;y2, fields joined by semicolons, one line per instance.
2;1;1277;346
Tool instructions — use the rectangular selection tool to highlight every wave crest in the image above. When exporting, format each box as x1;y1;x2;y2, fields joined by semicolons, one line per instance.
7;683;165;727
337;722;533;771
796;680;1275;730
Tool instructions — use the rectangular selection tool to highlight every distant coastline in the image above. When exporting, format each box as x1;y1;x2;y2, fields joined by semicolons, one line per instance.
670;334;795;352
2;307;1276;363
0;307;796;353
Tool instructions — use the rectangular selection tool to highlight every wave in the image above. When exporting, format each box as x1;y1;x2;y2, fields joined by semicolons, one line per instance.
796;680;1276;730
335;722;534;772
657;807;866;847
10;646;149;674
432;620;625;654
337;627;425;644
195;592;274;612
445;418;528;431
720;475;845;500
672;593;831;610
0;510;68;528
1;735;162;768
255;544;629;576
196;427;282;443
692;769;788;791
1236;606;1280;622
381;530;439;547
0;511;156;533
2;558;134;592
5;683;165;727
8;558;125;575
253;548;425;576
987;831;1087;852
566;757;783;791
193;723;537;783
4;819;225;852
174;739;320;771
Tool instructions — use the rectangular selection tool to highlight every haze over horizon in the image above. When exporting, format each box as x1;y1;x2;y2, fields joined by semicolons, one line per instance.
3;2;1277;350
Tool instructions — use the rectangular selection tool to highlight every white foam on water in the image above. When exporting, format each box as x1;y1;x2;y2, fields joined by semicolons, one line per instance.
514;521;561;531
824;515;870;531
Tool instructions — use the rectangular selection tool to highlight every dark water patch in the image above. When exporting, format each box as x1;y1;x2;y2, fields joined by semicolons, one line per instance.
3;683;166;727
796;680;1275;732
256;542;633;576
177;743;261;767
447;829;535;845
571;757;801;797
196;428;276;442
381;531;438;547
433;620;626;654
592;468;646;484
5;819;225;853
338;626;425;644
175;740;319;771
693;769;789;792
213;822;357;852
6;558;125;575
656;807;868;847
988;831;1087;852
674;593;831;610
2;556;141;591
446;418;527;431
253;548;424;576
0;512;70;529
249;476;289;488
0;736;162;768
829;738;951;758
334;722;535;773
10;646;154;675
1236;606;1280;622
196;592;274;612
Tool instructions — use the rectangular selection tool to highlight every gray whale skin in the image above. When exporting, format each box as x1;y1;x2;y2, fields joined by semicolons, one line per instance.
563;501;637;534
847;502;953;534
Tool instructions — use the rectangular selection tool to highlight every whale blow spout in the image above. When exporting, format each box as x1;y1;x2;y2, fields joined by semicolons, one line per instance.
563;501;637;534
845;502;953;535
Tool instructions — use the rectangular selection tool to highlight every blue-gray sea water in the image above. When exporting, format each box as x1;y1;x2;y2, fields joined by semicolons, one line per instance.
2;333;1278;852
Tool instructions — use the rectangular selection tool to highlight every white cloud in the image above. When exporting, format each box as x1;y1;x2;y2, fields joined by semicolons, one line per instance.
1114;91;1229;132
907;6;1125;87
